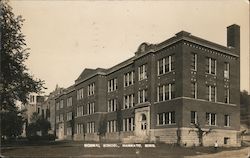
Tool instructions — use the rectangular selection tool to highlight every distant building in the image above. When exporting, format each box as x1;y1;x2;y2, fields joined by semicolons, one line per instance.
55;24;240;146
22;85;64;136
55;86;75;140
26;93;46;123
38;85;63;133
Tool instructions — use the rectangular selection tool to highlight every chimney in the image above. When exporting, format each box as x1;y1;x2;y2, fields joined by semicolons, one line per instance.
227;24;240;54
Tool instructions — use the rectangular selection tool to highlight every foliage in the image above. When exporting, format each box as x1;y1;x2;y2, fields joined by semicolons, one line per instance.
97;113;107;137
0;0;45;140
26;112;51;138
0;0;45;111
30;112;40;123
240;90;249;105
189;123;212;146
0;111;23;139
27;134;56;141
116;106;123;134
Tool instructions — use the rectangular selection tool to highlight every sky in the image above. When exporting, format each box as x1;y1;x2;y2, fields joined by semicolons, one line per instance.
10;0;249;95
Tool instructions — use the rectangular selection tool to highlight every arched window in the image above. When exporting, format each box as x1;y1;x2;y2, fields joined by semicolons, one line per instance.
141;114;146;121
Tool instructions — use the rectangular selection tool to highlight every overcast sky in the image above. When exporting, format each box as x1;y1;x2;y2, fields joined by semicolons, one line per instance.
11;0;249;95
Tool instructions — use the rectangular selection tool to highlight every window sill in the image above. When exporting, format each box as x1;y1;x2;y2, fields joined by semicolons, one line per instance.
107;110;118;113
108;90;118;93
157;70;175;77
205;73;217;77
121;108;133;111
156;123;176;126
205;125;217;127
155;98;177;104
124;84;134;88
138;78;147;82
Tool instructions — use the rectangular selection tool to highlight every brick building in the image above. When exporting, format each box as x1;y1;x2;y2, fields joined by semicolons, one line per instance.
55;24;240;146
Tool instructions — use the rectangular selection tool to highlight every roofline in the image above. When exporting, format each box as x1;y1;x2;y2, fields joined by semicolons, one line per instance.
72;29;239;88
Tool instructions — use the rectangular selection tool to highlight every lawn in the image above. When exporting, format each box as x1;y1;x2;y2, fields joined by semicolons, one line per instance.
1;140;249;158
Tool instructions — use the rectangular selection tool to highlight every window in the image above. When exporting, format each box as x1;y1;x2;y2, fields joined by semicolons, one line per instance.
123;94;134;109
59;114;64;122
77;88;84;100
60;100;64;108
67;127;72;135
157;111;176;125
157;113;164;125
87;102;95;115
67;97;72;107
171;55;175;71
206;85;216;102
224;62;230;79
37;107;40;114
108;78;117;92
224;88;230;103
191;53;197;71
138;64;147;80
191;82;197;99
76;106;84;117
108;99;117;112
124;71;134;87
123;118;134;131
157;83;175;102
138;89;148;103
224;115;230;127
206;57;216;75
158;58;164;75
224;137;230;145
56;116;59;123
166;111;176;124
66;112;72;121
191;111;197;124
87;122;95;133
88;83;95;96
76;123;84;134
107;120;117;133
30;95;35;103
206;113;216;126
171;83;175;99
56;102;60;110
157;55;175;75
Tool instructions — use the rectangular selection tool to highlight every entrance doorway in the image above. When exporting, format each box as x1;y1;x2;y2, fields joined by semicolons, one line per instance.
141;114;147;130
58;123;64;140
134;106;150;138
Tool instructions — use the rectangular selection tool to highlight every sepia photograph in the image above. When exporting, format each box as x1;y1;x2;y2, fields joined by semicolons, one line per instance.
1;0;249;157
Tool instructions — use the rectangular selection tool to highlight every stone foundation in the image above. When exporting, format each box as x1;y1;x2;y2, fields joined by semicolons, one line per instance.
73;133;99;142
71;128;240;147
178;128;240;147
149;128;178;144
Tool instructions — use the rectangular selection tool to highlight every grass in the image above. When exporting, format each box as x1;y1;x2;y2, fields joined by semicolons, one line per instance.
1;140;249;158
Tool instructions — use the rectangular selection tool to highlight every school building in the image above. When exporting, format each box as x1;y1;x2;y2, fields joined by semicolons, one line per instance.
55;24;240;146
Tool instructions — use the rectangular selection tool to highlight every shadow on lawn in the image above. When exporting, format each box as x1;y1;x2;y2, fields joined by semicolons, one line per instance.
1;139;68;147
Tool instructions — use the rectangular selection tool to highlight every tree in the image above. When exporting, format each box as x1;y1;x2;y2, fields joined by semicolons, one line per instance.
26;112;51;137
97;113;107;143
0;1;45;138
37;117;51;136
1;111;23;139
189;123;212;146
116;101;123;142
0;0;45;110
